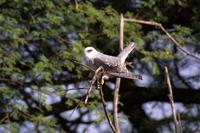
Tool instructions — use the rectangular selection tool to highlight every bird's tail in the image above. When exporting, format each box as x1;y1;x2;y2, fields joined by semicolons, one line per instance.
109;72;142;80
117;42;135;64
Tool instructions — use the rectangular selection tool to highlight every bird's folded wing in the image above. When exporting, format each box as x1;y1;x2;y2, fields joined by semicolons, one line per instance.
109;72;142;80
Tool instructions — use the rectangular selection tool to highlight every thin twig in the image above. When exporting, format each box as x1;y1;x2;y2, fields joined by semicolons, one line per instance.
164;66;182;133
67;98;84;119
177;114;183;133
85;66;116;132
99;83;116;133
84;72;97;104
124;18;200;61
0;115;7;124
113;78;121;133
84;67;104;104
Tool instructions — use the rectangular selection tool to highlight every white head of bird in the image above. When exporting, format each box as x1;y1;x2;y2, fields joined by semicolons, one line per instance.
84;47;98;59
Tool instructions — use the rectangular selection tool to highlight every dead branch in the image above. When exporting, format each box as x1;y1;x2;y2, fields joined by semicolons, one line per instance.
113;14;124;133
113;78;121;133
124;18;200;61
98;81;116;133
84;66;116;132
84;67;103;104
85;66;116;133
164;66;182;133
119;14;124;51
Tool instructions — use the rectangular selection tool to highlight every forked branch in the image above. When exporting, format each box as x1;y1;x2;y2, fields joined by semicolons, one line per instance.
84;67;116;133
124;18;200;61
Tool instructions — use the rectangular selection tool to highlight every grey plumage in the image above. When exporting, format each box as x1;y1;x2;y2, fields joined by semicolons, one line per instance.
83;42;142;80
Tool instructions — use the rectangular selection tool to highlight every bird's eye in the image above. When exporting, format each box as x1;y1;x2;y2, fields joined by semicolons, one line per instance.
87;49;93;52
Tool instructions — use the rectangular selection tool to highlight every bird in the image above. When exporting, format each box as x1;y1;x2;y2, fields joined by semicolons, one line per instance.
83;42;142;80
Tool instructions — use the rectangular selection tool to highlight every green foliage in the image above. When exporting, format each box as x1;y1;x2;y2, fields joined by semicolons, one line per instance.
30;114;57;126
141;49;175;61
141;0;189;22
0;86;20;100
141;0;168;21
0;48;21;75
172;25;193;45
87;93;101;110
8;123;20;133
33;55;52;83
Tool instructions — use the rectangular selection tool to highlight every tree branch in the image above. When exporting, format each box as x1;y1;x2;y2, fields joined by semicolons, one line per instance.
99;84;116;133
164;66;182;133
113;13;125;133
124;18;200;61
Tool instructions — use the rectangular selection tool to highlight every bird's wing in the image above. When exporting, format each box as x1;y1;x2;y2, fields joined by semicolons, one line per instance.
109;72;142;80
92;55;120;72
117;42;135;64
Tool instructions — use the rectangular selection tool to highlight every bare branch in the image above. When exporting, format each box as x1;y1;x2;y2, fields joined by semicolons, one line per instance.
164;66;182;133
119;14;124;51
85;66;116;132
114;78;121;133
99;83;116;133
113;14;124;133
124;18;200;61
84;67;103;104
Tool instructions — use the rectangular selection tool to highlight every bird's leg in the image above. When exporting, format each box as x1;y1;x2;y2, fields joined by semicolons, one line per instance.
95;66;106;89
100;75;109;85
